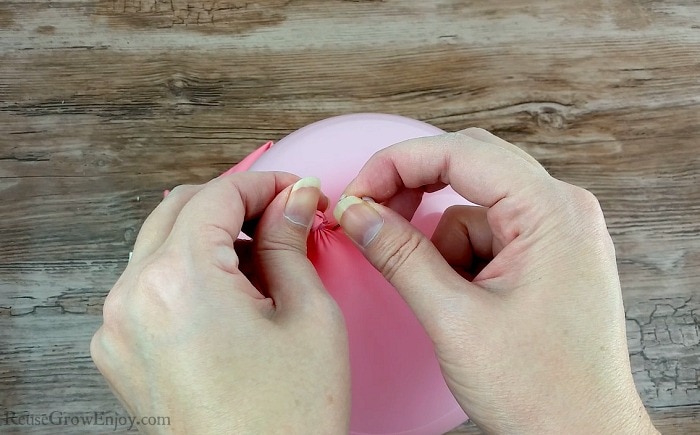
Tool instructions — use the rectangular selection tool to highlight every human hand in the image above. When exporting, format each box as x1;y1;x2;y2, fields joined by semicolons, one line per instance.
91;173;350;434
333;129;657;434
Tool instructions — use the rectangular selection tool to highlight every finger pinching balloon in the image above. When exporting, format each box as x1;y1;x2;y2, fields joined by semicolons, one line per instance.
223;113;471;435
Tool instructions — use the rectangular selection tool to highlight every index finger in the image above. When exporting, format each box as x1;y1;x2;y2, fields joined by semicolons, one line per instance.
170;171;299;255
342;132;550;208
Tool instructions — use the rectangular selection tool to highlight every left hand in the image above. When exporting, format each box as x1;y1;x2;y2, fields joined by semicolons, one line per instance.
91;172;350;434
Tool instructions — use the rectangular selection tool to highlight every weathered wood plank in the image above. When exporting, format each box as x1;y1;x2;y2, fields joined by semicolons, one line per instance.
2;43;699;146
0;1;699;50
1;0;698;433
0;310;127;434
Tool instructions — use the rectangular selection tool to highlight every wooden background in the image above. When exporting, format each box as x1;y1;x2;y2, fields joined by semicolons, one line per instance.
1;0;699;433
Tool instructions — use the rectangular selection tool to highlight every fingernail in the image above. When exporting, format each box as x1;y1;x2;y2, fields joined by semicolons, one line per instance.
333;196;384;247
284;177;321;228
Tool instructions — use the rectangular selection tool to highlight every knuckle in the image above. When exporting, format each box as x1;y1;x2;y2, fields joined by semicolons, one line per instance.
90;325;126;374
560;184;606;222
136;261;170;294
90;327;111;367
133;257;186;312
168;184;195;197
101;291;121;326
459;127;489;137
556;184;616;252
442;204;466;221
441;131;466;147
573;188;614;244
101;278;128;326
574;187;604;216
89;328;103;361
373;229;427;282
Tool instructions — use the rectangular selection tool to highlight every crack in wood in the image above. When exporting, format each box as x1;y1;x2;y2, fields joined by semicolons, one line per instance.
95;0;290;33
0;155;50;162
626;295;700;408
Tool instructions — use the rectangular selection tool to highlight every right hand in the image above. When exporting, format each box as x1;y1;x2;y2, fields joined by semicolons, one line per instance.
333;129;657;434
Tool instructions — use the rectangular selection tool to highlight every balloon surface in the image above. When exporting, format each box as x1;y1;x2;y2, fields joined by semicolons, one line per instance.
223;114;472;434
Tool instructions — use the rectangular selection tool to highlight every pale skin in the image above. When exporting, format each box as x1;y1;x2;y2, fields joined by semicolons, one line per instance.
91;129;658;434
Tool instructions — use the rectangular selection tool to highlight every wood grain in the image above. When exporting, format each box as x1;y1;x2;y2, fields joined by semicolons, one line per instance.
1;0;699;433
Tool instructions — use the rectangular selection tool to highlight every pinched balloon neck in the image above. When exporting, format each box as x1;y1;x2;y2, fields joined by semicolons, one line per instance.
311;210;340;232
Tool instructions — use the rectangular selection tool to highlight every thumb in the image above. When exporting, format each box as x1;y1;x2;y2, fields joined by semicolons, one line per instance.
254;176;333;318
333;196;475;333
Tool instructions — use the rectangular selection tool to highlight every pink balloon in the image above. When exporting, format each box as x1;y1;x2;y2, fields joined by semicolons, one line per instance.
224;114;471;434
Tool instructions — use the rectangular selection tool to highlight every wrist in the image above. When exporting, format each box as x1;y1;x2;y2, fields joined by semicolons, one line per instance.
557;387;658;435
467;384;658;435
